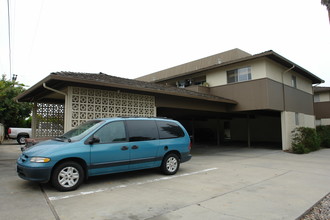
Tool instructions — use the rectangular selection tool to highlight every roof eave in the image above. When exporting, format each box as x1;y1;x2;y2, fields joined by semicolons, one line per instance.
15;74;237;105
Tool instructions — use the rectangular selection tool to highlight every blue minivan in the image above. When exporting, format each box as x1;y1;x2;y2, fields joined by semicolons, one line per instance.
17;117;192;191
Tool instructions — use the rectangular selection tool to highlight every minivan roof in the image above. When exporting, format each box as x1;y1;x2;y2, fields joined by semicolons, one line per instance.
98;117;176;122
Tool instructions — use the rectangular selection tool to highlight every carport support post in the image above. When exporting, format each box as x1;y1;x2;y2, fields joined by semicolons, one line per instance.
247;114;251;148
217;118;221;146
191;118;195;145
31;102;37;138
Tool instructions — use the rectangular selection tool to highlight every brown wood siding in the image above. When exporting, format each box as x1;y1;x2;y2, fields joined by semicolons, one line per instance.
314;101;330;119
155;94;228;112
210;79;270;112
283;85;314;115
209;78;314;114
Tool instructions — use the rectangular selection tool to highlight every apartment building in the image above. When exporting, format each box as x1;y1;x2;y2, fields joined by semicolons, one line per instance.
137;49;324;150
16;49;323;151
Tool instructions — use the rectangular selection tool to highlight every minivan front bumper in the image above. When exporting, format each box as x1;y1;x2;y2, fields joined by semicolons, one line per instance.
17;164;52;183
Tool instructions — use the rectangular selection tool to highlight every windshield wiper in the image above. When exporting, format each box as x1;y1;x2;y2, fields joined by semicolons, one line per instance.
53;136;71;142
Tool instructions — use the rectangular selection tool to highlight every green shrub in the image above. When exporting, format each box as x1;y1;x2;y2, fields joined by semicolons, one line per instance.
316;125;330;148
291;127;321;154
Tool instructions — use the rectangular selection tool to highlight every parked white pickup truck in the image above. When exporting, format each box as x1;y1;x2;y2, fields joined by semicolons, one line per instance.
8;128;32;144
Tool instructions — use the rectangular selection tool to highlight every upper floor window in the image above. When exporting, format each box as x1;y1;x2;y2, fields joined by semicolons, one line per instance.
227;67;251;83
295;112;299;126
291;75;297;88
314;94;320;102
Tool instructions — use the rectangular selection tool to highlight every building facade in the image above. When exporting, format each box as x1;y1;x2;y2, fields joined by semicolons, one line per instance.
16;49;324;151
137;49;323;150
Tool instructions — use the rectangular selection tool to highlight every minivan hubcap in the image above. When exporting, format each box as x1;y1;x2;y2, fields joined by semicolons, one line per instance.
58;167;79;187
166;157;178;172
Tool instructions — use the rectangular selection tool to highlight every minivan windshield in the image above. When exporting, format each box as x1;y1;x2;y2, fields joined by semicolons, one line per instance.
54;120;104;142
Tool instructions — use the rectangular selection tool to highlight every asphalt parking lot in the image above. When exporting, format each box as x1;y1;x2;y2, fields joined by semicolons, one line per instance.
1;141;330;220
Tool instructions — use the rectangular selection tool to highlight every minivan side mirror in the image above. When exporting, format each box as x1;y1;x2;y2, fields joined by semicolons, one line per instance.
88;137;100;145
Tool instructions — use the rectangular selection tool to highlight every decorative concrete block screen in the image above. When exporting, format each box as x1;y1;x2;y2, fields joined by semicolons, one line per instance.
35;103;65;138
69;87;156;129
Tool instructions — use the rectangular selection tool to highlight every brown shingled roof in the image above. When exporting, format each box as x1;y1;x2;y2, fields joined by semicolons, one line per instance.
137;49;324;84
15;72;237;104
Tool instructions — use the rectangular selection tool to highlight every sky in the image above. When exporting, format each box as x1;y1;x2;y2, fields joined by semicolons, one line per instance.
0;0;330;88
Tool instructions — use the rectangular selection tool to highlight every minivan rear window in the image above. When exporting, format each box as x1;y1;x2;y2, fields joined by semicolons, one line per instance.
126;120;158;142
156;121;185;139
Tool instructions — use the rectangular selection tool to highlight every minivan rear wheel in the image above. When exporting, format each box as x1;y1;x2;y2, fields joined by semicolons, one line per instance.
161;153;180;175
51;161;84;191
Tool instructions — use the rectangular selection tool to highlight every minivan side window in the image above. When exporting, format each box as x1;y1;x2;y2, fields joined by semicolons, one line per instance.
126;120;158;142
156;121;185;139
93;121;126;143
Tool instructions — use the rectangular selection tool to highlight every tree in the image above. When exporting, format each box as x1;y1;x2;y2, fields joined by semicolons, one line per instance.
321;0;330;23
0;75;32;132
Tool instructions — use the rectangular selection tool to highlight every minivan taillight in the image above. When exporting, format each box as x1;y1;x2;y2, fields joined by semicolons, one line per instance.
188;141;192;151
8;128;11;134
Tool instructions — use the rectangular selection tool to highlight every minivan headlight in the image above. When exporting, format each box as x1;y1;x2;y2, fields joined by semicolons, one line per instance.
30;157;51;163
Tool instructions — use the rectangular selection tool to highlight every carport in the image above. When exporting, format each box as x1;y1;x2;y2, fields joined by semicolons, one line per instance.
157;107;282;149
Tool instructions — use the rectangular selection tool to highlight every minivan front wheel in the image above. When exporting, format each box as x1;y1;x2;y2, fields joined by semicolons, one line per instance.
161;154;180;175
51;161;84;191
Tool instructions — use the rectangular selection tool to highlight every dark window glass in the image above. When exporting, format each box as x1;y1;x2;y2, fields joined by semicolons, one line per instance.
291;75;297;88
126;120;158;142
227;70;237;83
227;67;251;83
93;121;126;144
156;121;185;139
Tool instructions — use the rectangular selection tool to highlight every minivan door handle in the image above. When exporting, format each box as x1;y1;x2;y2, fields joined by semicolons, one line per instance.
121;146;129;151
132;145;139;150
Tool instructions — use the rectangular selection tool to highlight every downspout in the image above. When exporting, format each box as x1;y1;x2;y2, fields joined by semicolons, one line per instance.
43;83;67;97
42;83;68;132
281;65;295;111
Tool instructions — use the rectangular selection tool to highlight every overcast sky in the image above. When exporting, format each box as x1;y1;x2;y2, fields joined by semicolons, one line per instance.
0;0;329;88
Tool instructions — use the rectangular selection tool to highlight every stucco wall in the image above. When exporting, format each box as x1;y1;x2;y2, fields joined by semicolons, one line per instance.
319;92;330;102
265;59;313;94
206;58;313;95
206;59;267;87
281;111;315;151
320;119;330;126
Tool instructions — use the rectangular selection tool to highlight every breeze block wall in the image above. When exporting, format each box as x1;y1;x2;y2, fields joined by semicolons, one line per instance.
65;86;156;131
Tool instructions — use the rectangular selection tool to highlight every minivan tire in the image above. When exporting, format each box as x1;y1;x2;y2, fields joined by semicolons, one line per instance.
161;153;180;175
51;161;84;191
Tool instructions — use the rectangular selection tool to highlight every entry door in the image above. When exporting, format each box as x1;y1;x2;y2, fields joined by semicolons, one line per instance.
89;121;129;175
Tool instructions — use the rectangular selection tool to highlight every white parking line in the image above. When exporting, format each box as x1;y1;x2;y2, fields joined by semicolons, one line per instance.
49;167;218;201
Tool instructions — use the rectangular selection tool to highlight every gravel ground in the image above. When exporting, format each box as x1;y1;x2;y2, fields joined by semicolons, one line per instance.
298;193;330;220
